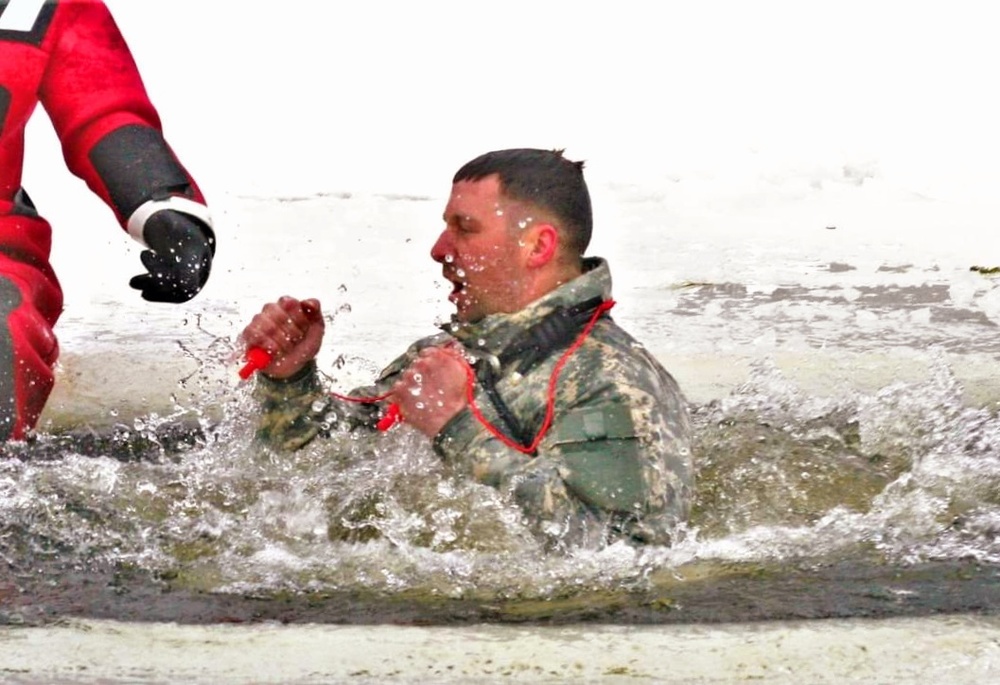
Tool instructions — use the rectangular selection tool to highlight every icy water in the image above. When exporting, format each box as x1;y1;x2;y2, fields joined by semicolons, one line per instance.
2;187;999;630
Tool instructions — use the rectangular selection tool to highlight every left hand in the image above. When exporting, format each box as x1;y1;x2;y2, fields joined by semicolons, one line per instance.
389;346;469;437
129;209;215;303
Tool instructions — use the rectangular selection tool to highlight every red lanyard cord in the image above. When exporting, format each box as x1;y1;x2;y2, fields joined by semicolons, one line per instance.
329;389;398;430
240;299;615;450
462;299;615;455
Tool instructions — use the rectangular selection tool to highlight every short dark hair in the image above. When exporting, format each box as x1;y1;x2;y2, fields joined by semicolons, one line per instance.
453;148;593;257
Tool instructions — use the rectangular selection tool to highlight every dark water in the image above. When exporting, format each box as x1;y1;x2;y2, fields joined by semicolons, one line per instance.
2;355;999;627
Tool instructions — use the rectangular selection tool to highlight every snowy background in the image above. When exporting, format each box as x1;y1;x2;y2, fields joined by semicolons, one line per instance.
15;0;1000;422
27;1;1000;233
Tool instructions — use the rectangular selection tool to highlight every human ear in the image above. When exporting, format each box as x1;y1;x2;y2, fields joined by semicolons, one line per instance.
526;223;558;268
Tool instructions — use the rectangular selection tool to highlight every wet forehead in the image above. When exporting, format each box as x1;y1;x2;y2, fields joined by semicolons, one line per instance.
443;175;504;222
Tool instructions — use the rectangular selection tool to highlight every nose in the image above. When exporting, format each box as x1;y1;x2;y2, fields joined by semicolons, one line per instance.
430;229;452;264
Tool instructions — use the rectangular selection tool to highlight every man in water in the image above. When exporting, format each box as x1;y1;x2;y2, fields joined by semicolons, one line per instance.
0;0;215;441
240;148;692;548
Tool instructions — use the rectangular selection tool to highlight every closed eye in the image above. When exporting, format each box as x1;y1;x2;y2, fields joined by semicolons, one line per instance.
445;214;479;234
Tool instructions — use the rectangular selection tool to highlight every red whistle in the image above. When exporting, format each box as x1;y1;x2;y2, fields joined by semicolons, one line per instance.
239;347;273;380
376;403;403;431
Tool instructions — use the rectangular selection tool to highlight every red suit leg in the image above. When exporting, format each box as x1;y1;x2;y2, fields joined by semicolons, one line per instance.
0;214;63;441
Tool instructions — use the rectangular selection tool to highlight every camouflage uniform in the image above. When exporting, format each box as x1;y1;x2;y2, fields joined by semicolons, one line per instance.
253;258;693;548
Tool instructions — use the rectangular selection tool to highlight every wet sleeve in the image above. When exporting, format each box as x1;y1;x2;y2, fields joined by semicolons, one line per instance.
252;361;334;451
252;348;418;451
545;401;650;512
547;391;693;525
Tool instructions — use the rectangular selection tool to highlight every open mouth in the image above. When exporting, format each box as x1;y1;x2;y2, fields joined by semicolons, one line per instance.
448;281;466;304
444;271;467;302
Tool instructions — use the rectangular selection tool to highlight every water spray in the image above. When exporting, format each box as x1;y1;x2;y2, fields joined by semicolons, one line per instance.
239;347;403;431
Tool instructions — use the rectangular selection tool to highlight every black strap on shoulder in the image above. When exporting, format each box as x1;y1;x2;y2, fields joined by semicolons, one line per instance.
475;296;609;451
499;296;608;374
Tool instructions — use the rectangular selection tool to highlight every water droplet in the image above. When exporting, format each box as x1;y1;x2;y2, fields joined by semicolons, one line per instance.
444;254;454;263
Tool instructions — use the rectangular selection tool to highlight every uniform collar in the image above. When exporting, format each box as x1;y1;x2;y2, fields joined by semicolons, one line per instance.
441;257;613;358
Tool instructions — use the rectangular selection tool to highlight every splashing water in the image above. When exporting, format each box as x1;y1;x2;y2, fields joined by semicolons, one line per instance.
2;351;998;626
687;354;1000;566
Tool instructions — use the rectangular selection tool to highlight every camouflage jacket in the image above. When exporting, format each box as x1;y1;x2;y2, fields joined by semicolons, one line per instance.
253;258;693;548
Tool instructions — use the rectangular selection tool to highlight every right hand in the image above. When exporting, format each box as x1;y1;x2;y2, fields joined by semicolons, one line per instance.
129;209;215;303
240;296;325;379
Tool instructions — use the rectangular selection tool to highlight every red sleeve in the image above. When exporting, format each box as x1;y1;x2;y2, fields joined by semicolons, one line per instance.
37;1;204;224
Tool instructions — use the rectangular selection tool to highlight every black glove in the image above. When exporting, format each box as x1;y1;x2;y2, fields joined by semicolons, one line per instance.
129;209;215;303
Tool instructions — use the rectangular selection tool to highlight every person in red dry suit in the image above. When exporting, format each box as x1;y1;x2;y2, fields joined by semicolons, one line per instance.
0;0;215;441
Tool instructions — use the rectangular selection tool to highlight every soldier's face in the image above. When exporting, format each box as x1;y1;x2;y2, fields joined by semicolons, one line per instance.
432;175;529;323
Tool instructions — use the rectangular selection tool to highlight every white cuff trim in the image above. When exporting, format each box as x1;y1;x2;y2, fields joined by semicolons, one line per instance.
126;197;214;246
